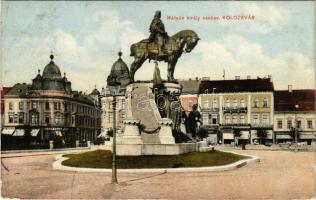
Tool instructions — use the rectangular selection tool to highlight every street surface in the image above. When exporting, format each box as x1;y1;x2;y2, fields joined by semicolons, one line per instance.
1;149;315;199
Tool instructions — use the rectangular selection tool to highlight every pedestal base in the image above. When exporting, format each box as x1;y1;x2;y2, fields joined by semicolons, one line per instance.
116;143;197;156
121;119;142;144
158;118;175;144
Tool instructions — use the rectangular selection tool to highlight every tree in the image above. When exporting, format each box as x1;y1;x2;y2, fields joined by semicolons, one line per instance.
256;130;268;145
65;133;77;147
107;129;113;138
53;135;64;149
233;129;242;146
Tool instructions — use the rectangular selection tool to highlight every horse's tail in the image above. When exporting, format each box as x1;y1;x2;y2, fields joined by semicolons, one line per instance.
130;44;136;56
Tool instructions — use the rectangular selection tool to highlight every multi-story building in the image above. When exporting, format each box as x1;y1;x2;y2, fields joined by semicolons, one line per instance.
274;87;316;144
198;77;274;144
101;51;130;135
179;78;201;114
2;54;101;145
1;87;12;126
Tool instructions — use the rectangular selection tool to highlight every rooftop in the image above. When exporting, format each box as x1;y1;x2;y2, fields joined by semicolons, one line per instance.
274;89;315;112
178;79;201;94
198;78;274;94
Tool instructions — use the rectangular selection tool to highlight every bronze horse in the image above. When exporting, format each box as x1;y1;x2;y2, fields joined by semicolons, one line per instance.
130;29;200;82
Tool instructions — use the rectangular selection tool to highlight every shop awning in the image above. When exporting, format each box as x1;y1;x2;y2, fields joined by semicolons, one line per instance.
31;129;40;137
240;131;249;139
13;129;25;136
223;133;234;140
1;128;15;135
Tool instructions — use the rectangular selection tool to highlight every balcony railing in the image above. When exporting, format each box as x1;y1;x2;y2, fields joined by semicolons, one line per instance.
223;107;247;113
200;108;219;112
220;123;251;127
251;123;273;128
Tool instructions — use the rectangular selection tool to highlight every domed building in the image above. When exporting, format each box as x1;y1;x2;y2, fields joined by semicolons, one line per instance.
101;51;130;135
32;55;72;92
2;54;101;149
106;51;131;95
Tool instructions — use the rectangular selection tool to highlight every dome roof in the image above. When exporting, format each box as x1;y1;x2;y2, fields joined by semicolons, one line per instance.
91;87;100;95
107;51;131;88
42;55;62;79
33;70;42;81
110;52;129;75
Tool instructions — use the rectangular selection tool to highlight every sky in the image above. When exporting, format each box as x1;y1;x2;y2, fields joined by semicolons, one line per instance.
1;1;315;92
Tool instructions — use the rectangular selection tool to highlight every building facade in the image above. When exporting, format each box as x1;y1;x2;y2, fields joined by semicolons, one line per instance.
1;87;12;126
179;79;200;114
274;88;316;144
198;77;274;144
101;52;130;135
2;54;101;146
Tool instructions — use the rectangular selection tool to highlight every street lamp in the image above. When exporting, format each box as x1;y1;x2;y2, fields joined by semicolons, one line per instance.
111;90;119;184
294;104;299;152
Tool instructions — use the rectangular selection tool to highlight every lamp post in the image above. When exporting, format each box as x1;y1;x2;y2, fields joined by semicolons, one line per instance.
111;93;118;184
294;104;299;152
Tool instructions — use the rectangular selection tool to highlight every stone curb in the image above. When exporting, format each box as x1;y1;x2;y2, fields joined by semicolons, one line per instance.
52;150;260;173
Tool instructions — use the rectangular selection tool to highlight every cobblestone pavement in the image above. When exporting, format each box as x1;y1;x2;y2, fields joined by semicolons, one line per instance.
1;150;315;199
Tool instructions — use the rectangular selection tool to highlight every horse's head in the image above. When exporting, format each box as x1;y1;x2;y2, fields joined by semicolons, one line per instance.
185;36;200;52
171;30;200;53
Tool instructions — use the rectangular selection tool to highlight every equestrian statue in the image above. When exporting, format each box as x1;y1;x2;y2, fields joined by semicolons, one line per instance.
130;10;200;82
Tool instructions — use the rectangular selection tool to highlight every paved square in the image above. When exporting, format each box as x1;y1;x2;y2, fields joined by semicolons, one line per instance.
1;150;315;199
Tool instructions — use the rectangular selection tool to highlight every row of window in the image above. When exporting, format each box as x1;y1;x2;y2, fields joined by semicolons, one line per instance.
223;113;270;125
224;115;247;124
8;101;98;116
277;119;313;129
103;99;125;110
8;113;100;127
193;98;270;109
8;113;24;124
201;113;270;125
103;112;126;124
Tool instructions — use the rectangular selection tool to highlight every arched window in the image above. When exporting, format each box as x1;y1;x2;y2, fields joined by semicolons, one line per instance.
9;102;13;110
233;115;238;123
55;113;63;125
240;115;245;124
225;115;231;124
203;99;209;108
253;114;259;125
240;99;245;108
263;98;268;108
262;113;269;124
213;99;217;108
225;99;230;108
31;112;39;124
233;99;238;108
253;98;259;108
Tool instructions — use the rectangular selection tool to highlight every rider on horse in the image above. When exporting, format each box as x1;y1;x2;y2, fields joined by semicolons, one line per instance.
149;10;168;57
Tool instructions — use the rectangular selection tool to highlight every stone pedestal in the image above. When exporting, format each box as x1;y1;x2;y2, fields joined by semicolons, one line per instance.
158;118;175;144
121;119;142;144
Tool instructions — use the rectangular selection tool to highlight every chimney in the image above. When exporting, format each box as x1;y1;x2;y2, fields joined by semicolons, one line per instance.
288;85;293;93
235;76;240;80
247;75;251;79
202;77;210;80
